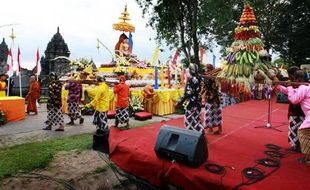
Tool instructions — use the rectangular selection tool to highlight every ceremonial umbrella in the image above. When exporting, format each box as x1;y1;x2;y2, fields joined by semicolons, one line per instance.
113;21;135;33
112;5;135;33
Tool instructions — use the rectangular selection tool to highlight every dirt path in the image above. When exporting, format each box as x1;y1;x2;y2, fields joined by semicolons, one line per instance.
0;150;137;190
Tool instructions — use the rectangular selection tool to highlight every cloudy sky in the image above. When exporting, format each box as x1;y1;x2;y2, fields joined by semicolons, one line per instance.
1;0;219;70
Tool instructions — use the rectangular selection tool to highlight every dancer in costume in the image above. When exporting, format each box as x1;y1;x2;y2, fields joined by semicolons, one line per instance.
113;75;130;128
286;66;305;152
86;76;109;133
177;63;204;132
43;72;64;131
65;80;84;125
202;64;222;135
277;82;310;164
26;75;41;115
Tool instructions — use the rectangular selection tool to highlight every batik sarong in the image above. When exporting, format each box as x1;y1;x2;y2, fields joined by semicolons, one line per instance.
93;111;108;131
67;102;81;121
45;108;64;127
298;128;310;154
184;108;203;132
116;107;129;124
288;116;304;147
204;103;222;128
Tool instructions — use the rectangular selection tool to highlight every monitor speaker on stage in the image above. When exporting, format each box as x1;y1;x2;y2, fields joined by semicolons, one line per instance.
154;125;208;167
93;129;109;154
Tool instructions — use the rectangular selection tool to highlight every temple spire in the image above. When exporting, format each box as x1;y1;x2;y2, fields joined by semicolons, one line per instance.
57;26;60;33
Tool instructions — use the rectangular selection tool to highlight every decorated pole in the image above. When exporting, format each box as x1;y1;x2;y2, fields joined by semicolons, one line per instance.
200;47;205;64
7;28;16;97
167;62;171;88
160;62;165;89
154;61;159;89
180;68;185;87
17;47;22;97
174;67;178;84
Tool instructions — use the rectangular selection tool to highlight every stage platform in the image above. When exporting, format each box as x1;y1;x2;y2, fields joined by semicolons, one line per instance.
109;100;310;190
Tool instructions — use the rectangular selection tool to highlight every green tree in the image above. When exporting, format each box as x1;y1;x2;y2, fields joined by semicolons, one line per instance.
206;0;285;53
136;0;212;66
271;0;310;66
207;0;310;65
136;0;310;66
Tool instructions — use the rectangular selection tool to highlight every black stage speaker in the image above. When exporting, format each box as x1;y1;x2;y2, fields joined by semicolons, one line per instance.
93;129;109;154
154;125;208;167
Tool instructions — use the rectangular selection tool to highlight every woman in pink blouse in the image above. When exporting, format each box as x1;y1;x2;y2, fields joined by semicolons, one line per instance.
277;83;310;164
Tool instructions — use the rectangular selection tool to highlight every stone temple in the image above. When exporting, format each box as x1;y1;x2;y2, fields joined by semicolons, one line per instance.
0;38;9;75
40;27;71;77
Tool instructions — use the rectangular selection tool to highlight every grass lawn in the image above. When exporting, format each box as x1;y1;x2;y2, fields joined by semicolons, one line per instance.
0;120;155;181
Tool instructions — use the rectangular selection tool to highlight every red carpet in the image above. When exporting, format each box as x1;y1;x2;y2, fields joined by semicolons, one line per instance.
109;100;310;190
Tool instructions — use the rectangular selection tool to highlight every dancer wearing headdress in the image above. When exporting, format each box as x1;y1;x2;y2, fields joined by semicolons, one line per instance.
65;77;84;125
177;63;204;132
202;64;222;135
43;72;64;131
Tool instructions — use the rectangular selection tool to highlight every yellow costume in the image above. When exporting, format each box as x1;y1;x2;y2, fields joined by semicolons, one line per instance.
61;84;69;113
87;81;110;132
87;82;109;112
0;81;7;97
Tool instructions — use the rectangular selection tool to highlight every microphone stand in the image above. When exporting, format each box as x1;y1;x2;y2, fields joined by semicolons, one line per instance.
254;86;283;132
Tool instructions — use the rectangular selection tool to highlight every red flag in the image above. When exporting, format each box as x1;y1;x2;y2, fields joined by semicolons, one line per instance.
17;47;21;72
36;49;40;74
199;47;205;63
172;50;179;66
7;48;14;77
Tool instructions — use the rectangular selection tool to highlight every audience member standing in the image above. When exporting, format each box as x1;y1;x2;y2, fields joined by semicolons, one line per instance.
4;74;14;96
0;74;7;97
26;75;40;115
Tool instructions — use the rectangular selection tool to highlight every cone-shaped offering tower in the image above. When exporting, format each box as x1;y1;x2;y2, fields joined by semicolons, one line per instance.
218;3;274;96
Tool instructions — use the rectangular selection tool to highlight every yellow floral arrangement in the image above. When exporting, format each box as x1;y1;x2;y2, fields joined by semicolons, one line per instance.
116;56;131;66
113;67;127;75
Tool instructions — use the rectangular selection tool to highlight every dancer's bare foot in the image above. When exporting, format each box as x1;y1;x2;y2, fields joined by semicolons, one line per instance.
214;126;222;135
66;121;74;125
79;117;84;125
207;128;214;135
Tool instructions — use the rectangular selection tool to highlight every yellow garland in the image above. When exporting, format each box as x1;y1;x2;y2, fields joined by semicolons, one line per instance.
235;25;260;34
